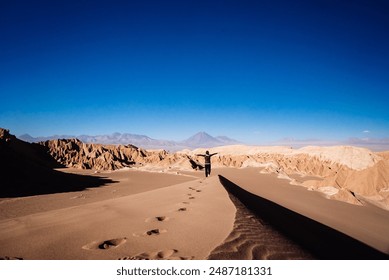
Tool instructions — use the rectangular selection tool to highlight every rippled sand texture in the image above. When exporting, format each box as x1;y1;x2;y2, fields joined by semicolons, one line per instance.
208;194;314;259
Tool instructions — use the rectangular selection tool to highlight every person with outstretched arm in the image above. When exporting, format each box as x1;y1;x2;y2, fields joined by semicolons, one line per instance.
196;150;218;177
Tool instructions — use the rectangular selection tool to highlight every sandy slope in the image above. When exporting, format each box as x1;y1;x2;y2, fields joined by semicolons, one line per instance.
0;168;318;260
0;170;235;260
1;128;388;260
217;168;389;256
208;193;314;260
1;167;387;260
0;169;196;220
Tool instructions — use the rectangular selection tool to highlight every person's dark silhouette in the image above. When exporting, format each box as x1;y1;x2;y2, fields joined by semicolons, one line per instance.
196;150;218;177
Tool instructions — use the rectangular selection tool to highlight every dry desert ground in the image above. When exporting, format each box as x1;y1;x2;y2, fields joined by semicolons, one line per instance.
1;128;388;260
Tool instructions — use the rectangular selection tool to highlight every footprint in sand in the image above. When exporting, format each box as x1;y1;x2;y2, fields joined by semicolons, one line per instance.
189;186;203;193
146;229;160;236
189;186;202;192
182;201;190;204
145;216;169;223
119;249;194;260
133;229;167;237
188;196;195;199
178;207;187;212
82;237;127;250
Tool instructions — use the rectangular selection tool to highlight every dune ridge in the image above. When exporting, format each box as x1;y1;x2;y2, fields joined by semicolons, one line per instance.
208;193;314;260
213;173;388;259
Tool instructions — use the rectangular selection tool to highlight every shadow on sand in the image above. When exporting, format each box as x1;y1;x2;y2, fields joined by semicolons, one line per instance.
218;175;388;260
0;136;116;198
1;167;116;198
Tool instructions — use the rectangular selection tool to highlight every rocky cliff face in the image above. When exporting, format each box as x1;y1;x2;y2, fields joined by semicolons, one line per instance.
39;138;165;170
0;128;113;197
38;138;203;171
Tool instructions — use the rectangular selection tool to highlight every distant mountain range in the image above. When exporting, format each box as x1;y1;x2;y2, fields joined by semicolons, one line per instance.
19;131;241;151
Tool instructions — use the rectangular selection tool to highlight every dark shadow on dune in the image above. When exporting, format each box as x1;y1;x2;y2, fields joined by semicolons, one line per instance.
0;135;116;198
1;168;116;198
218;175;389;260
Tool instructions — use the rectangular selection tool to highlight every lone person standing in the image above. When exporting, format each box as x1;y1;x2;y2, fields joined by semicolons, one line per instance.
196;150;218;177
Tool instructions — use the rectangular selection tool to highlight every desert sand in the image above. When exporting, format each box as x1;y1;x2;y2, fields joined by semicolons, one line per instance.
1;167;388;260
0;167;314;260
1;128;388;260
0;169;235;260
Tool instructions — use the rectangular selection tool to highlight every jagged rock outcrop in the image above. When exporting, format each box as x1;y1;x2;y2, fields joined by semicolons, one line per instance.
186;146;388;208
0;128;113;197
39;138;170;170
39;139;388;206
39;138;206;171
3;127;389;209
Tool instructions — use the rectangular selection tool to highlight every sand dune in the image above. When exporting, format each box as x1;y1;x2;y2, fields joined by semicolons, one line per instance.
214;170;389;259
1;128;389;260
208;193;314;260
2;167;387;260
216;168;389;258
0;171;235;260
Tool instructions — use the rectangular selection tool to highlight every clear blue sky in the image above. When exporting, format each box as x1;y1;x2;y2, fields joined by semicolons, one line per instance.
1;0;388;145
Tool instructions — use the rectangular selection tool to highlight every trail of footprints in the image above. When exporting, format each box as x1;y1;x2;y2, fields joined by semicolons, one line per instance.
82;181;203;260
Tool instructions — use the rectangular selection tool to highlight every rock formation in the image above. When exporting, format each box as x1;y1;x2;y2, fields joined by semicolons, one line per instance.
2;128;389;209
0;128;113;197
